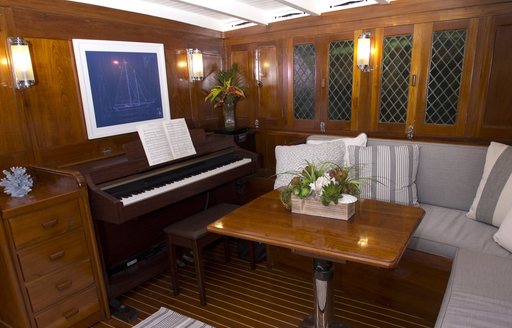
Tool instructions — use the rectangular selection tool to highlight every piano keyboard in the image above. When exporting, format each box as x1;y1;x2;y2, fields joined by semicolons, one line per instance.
105;155;252;206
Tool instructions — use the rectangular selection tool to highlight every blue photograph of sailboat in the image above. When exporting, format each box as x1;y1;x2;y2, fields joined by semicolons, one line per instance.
85;51;164;127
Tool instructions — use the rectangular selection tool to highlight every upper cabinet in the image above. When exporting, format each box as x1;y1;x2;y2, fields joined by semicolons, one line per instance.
290;32;357;133
409;20;478;138
229;42;283;129
370;25;414;134
475;14;512;140
370;19;477;138
223;0;512;144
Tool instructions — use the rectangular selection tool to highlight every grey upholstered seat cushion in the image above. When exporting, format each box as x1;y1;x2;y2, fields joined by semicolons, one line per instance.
435;249;512;328
408;204;512;259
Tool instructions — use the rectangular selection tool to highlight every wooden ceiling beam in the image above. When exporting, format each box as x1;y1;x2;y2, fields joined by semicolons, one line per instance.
67;0;225;31
174;0;269;26
273;0;321;16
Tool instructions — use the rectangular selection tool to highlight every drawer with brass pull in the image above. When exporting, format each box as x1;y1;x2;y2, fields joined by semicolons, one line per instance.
9;199;82;249
0;167;108;327
17;229;89;282
25;260;94;312
34;286;100;328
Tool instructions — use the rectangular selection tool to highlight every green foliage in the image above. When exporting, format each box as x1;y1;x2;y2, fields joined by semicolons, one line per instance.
204;63;247;109
279;161;363;210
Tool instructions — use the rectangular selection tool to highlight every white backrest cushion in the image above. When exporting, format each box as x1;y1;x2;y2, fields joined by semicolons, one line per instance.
467;142;512;227
274;140;345;189
494;207;512;252
306;133;367;164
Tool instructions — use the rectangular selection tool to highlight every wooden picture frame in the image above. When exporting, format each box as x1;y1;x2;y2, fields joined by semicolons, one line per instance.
72;39;170;139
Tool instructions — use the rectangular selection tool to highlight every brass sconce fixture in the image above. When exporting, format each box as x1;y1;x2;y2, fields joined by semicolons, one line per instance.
7;36;36;90
356;32;371;73
186;48;204;81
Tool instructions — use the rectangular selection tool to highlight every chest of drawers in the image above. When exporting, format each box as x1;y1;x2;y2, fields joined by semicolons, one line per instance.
0;166;109;327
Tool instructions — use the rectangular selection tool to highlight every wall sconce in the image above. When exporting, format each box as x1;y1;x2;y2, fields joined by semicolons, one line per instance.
356;32;371;73
7;36;36;90
186;48;203;81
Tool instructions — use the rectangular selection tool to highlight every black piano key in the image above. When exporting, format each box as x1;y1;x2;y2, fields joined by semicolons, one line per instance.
104;152;243;200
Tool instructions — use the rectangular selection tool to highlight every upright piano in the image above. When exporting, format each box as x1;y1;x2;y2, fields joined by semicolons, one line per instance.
71;129;259;297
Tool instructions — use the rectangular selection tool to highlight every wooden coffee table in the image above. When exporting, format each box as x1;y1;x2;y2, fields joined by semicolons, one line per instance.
208;190;424;328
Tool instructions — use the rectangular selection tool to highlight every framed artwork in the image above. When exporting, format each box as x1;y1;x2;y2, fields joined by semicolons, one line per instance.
73;39;170;139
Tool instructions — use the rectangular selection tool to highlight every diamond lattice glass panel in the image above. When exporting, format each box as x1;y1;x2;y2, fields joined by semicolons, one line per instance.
379;34;413;123
425;29;467;125
293;44;316;120
328;40;354;121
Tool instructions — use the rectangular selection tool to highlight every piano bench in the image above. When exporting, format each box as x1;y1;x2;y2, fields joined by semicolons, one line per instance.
163;203;256;306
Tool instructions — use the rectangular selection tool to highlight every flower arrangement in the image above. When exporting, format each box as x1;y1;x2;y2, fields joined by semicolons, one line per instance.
279;161;362;210
0;167;33;198
204;63;247;109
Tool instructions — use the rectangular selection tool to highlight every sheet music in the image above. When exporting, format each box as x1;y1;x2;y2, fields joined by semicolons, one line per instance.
163;118;196;159
137;119;196;166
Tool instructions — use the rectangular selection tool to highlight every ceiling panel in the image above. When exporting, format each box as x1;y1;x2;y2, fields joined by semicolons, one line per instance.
66;0;394;32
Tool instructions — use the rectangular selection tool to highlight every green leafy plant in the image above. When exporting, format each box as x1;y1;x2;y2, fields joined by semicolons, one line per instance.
204;63;247;109
279;161;363;210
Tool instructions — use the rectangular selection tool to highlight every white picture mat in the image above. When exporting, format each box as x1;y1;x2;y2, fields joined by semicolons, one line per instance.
72;39;171;139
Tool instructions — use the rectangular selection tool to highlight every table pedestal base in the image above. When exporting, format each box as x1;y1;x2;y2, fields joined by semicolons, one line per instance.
298;259;350;328
299;315;349;328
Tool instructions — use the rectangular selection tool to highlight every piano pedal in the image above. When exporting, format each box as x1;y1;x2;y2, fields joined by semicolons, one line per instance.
177;258;186;268
109;298;137;323
182;253;194;263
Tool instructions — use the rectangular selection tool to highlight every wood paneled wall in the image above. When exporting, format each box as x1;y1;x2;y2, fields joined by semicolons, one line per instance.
0;0;223;169
223;0;512;174
1;0;512;172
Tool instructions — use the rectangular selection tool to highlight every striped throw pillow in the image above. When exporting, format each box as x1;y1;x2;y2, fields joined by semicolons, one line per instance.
349;145;419;206
467;142;512;227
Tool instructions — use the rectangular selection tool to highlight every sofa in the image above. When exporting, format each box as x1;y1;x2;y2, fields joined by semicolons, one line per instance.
288;135;512;327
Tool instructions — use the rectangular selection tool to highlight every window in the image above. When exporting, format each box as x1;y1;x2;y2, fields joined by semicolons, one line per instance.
328;39;354;122
379;34;413;124
424;29;467;125
293;43;316;120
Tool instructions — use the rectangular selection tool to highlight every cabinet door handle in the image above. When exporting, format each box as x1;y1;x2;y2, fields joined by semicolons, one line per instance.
55;279;73;291
63;307;79;320
41;218;59;229
411;74;417;86
49;250;65;261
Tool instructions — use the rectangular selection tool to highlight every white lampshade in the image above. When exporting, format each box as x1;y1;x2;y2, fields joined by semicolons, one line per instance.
7;37;35;90
357;33;371;72
187;48;204;81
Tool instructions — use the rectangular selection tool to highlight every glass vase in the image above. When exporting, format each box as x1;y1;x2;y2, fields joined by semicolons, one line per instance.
223;101;236;130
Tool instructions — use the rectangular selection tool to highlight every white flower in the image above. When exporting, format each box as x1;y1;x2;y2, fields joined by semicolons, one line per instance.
309;174;333;196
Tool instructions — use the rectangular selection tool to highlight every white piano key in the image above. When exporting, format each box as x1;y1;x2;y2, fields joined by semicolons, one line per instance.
120;158;252;205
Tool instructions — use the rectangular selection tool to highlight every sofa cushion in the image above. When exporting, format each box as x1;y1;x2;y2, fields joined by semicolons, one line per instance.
306;132;367;164
306;136;488;210
435;249;512;328
348;144;419;206
367;138;486;211
274;140;345;189
467;142;512;227
494;207;512;253
409;204;512;259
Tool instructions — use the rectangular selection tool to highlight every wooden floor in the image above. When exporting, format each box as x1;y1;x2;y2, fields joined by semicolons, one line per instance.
92;242;447;328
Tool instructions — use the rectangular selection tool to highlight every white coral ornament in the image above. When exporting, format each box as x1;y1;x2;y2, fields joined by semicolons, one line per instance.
0;167;33;197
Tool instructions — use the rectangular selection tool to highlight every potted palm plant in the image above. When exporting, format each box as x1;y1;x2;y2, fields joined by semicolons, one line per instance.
204;63;247;129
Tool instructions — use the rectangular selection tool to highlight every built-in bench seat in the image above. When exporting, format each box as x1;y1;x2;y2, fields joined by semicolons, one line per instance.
304;135;512;327
411;204;512;260
435;248;512;328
